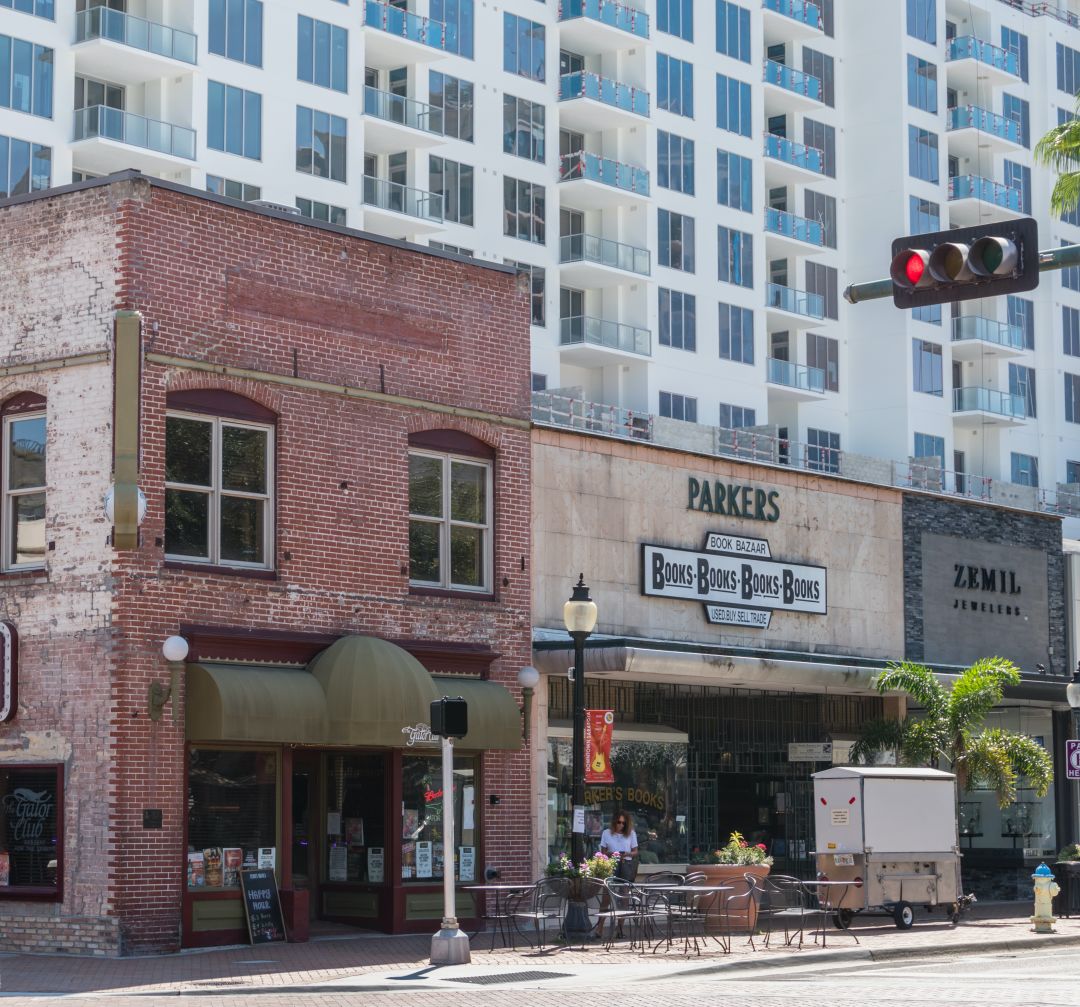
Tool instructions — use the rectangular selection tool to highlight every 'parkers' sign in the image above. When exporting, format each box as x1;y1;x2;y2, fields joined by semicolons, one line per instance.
641;536;827;629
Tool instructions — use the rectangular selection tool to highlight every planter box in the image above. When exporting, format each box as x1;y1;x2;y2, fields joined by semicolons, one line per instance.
688;863;769;932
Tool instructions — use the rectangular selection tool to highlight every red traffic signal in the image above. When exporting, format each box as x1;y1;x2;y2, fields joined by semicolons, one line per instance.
890;218;1037;308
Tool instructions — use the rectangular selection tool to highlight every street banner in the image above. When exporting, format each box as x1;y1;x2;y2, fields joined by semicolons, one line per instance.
584;710;614;783
1067;740;1080;781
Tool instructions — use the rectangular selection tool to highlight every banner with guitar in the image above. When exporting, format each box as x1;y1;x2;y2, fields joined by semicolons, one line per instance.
584;709;614;783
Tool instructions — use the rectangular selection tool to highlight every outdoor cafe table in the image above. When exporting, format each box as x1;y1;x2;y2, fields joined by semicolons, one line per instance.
801;879;860;947
634;884;732;955
462;883;532;951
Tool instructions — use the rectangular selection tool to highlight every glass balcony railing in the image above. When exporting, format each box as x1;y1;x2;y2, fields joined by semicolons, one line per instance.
947;105;1021;144
75;7;197;64
558;0;649;40
363;0;447;51
559;150;650;196
766;282;824;319
952;316;1026;351
559;233;650;275
363;86;444;137
953;386;1026;418
73;105;196;160
763;132;824;173
559;72;649;117
765;206;823;245
362;175;444;222
560;315;651;356
762;0;822;29
947;35;1019;76
763;59;822;102
767;357;825;393
948;174;1022;211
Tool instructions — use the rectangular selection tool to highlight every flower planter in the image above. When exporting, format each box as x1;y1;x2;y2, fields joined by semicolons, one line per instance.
688;863;769;933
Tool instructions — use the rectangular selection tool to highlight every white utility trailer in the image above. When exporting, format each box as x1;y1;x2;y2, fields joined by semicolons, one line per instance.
812;766;969;929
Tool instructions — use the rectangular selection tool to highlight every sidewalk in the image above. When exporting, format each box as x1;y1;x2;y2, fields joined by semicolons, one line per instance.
0;903;1076;997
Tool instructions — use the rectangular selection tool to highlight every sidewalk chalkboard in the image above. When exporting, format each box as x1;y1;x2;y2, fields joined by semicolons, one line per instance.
240;868;287;944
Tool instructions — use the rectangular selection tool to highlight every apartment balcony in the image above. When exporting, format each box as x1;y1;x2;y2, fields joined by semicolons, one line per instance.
765;357;826;400
361;175;444;237
950;315;1026;360
72;105;195;174
765;282;824;328
74;7;196;84
946;35;1020;93
952;386;1027;426
558;0;649;55
763;59;822;116
764;206;823;255
558;72;649;132
946;105;1023;161
362;0;448;68
762;132;825;183
762;0;823;44
559;232;650;287
948;174;1023;226
559;314;651;364
558;150;650;208
362;87;444;154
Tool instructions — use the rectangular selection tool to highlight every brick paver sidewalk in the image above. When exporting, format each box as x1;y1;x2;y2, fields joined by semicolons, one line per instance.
0;903;1076;996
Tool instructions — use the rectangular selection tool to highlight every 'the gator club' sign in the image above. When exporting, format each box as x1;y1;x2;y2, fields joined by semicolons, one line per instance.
641;535;827;630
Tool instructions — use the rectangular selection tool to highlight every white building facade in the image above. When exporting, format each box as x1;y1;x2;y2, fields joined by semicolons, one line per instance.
4;0;1080;530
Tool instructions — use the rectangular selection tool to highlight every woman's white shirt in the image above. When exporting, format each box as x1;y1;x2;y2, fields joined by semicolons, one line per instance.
600;828;638;854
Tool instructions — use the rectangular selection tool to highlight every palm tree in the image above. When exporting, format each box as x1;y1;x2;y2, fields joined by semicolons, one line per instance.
849;658;1053;809
1035;102;1080;217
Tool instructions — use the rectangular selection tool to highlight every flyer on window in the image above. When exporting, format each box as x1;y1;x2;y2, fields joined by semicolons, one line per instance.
584;709;615;783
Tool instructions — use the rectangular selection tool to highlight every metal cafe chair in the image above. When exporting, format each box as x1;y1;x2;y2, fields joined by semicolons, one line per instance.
752;874;815;949
723;876;759;951
505;877;569;951
594;878;645;949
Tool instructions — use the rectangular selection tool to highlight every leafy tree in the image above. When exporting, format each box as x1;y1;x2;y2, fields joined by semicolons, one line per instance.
849;658;1053;809
1035;103;1080;217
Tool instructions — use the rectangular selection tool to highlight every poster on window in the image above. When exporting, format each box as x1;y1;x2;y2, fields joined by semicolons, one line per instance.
584;710;615;783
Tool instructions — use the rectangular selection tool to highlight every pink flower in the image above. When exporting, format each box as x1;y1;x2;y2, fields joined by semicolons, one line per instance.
756;844;767;851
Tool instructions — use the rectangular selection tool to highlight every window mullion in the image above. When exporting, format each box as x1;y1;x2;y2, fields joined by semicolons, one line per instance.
442;456;452;588
211;419;222;565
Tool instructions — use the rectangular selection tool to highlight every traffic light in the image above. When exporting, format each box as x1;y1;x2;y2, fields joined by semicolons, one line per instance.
890;217;1038;308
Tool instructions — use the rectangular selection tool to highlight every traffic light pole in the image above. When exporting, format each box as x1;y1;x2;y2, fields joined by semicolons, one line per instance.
844;242;1080;304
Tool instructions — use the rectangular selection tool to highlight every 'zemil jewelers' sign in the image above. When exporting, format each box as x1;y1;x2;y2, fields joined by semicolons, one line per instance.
641;534;827;630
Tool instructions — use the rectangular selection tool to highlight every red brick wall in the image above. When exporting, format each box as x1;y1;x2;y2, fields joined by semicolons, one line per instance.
110;181;533;952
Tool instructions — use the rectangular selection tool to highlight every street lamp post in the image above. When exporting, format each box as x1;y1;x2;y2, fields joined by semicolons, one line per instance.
1067;664;1080;842
563;575;598;868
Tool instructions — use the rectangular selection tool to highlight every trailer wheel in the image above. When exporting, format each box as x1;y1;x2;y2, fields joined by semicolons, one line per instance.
893;901;915;929
948;904;960;925
832;909;855;929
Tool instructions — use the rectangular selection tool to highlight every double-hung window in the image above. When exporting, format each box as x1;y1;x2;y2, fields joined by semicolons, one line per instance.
2;396;46;572
409;448;492;592
165;407;274;569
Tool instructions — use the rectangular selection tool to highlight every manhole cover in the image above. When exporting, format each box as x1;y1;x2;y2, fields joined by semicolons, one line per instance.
445;971;573;985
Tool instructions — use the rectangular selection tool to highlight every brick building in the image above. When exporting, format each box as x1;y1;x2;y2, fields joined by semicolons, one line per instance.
0;172;533;954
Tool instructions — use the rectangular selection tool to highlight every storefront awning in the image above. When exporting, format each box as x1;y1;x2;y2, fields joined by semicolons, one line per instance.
186;663;328;744
433;676;522;751
310;635;440;747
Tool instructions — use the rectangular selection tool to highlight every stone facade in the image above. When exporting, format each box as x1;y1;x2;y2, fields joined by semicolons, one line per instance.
0;176;532;954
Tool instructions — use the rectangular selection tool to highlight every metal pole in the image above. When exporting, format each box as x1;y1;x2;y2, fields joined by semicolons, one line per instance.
843;243;1080;304
430;734;470;964
571;630;587;867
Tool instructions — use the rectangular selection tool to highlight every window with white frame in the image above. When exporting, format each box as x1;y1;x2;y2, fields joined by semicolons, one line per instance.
164;412;273;568
408;449;492;592
2;400;46;572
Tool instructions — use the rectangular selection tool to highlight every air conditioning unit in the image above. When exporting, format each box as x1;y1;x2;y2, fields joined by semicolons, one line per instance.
250;199;301;216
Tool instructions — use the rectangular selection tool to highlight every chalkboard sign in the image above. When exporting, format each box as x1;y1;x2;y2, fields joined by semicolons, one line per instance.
239;868;287;944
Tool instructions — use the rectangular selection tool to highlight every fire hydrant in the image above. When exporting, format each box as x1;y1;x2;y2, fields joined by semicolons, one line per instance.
1031;862;1060;933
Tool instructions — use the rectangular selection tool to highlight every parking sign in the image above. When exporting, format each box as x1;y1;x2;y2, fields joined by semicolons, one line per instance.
1068;740;1080;781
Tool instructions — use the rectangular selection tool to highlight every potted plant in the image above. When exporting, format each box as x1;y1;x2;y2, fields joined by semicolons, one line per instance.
1054;844;1080;918
544;851;619;938
690;832;773;931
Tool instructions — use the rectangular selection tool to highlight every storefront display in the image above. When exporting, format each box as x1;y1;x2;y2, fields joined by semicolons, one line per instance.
0;763;61;897
400;754;477;882
324;753;385;884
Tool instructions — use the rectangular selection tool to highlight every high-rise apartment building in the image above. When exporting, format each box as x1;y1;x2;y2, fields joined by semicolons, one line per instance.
3;0;1080;531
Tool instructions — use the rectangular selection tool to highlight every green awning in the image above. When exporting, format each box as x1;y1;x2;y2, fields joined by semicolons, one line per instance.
432;676;522;751
309;635;440;747
186;663;328;744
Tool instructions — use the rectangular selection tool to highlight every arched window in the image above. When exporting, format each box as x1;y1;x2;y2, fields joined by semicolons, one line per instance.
164;390;275;569
407;430;494;593
2;393;47;573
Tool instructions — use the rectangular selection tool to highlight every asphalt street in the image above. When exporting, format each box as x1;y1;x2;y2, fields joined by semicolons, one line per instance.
2;945;1075;1007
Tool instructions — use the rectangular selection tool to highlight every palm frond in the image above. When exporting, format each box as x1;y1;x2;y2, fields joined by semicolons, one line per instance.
1034;119;1080;176
848;718;908;765
978;728;1054;800
959;736;1016;805
903;717;948;768
945;657;1020;741
873;661;947;712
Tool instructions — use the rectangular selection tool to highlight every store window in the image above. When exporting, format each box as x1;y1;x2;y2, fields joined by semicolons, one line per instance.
547;736;689;866
323;754;386;884
400;754;479;882
186;749;277;890
0;763;61;897
2;394;46;573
